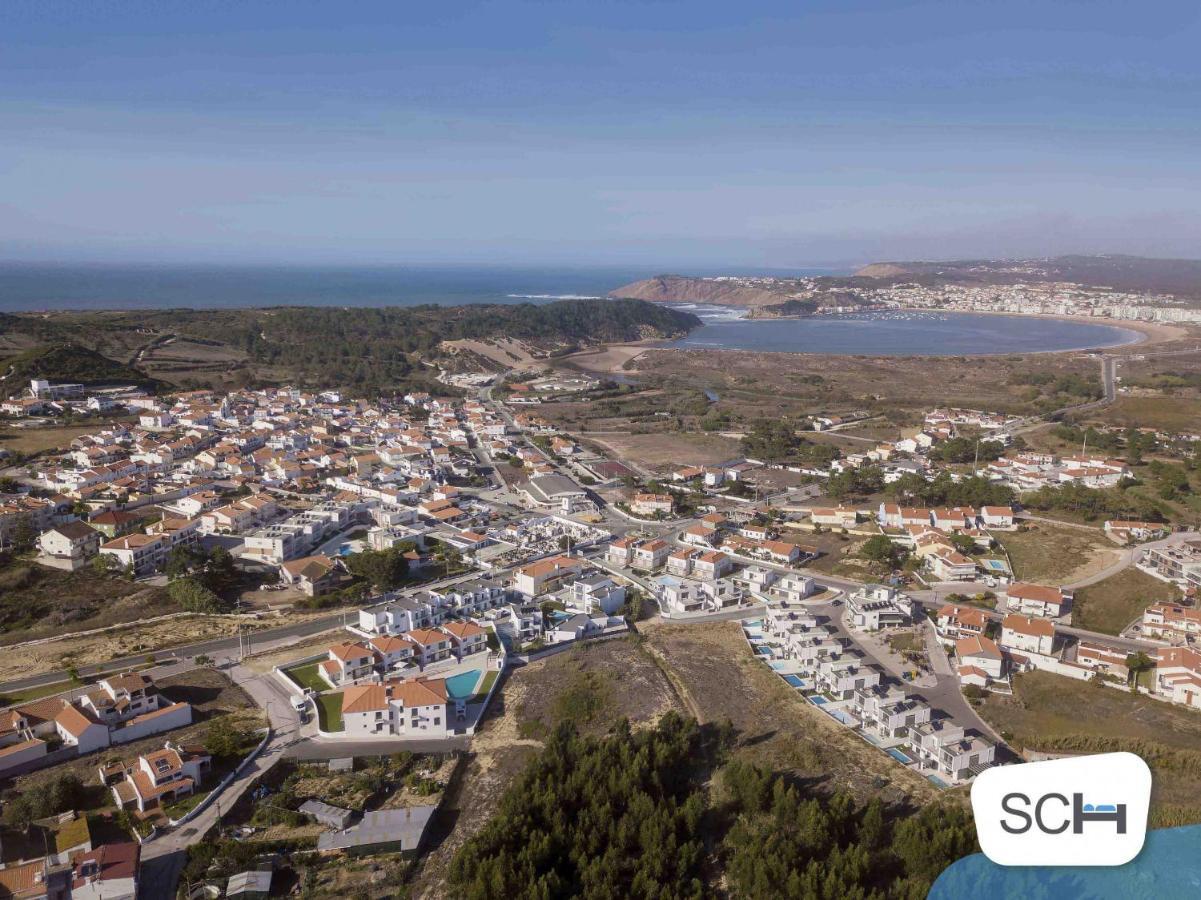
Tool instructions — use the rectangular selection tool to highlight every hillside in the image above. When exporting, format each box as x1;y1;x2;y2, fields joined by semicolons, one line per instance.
2;342;163;390
0;299;700;395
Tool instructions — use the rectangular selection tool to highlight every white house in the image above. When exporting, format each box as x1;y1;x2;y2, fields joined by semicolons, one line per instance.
1004;582;1072;618
999;613;1056;657
340;677;450;737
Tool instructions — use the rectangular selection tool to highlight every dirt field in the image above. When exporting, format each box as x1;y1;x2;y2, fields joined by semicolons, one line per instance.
0;610;331;683
634;347;1103;420
640;620;942;805
976;670;1201;826
513;636;682;739
995;523;1118;584
1089;395;1201;431
0;423;124;456
441;337;547;373
240;632;344;674
583;431;742;471
1072;568;1182;635
556;340;666;376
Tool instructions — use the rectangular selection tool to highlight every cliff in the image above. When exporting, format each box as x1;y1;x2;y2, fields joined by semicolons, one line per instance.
608;275;788;308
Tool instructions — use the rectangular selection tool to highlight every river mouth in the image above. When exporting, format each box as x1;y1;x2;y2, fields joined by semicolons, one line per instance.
665;307;1143;356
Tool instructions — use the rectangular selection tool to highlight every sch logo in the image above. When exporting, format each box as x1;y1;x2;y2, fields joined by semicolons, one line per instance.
972;753;1150;866
1000;793;1126;835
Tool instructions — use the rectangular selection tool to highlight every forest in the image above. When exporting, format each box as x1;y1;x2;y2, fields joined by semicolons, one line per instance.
0;299;700;395
446;715;978;899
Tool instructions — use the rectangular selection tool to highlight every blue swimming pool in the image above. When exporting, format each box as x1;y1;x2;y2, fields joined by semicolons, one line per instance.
827;709;856;725
445;669;483;700
888;748;913;765
927;774;951;789
809;695;828;706
754;646;773;657
783;675;807;689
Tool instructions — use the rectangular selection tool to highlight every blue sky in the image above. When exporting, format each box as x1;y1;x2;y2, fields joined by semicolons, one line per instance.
2;0;1199;267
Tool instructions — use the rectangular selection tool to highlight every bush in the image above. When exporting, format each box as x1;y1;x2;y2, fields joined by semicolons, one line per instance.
168;577;230;613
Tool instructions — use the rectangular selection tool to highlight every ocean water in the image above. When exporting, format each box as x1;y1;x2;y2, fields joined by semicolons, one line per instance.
0;263;839;312
669;307;1141;356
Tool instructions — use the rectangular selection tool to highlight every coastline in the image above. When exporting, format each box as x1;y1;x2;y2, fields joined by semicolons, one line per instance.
563;307;1190;375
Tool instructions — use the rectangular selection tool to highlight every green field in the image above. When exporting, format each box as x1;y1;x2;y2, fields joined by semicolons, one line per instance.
283;662;328;694
316;692;344;732
472;669;499;701
1072;568;1181;635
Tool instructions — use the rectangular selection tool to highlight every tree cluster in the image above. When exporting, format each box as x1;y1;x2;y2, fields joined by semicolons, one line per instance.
343;545;410;591
721;759;978;900
449;713;712;898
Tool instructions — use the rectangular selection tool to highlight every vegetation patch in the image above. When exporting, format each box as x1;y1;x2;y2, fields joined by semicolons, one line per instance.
976;670;1201;826
1072;568;1181;635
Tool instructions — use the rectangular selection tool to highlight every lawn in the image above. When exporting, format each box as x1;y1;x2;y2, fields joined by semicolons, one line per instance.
283;662;328;694
1072;568;1181;635
472;670;499;702
994;523;1117;584
0;423;125;456
316;692;344;732
976;670;1201;826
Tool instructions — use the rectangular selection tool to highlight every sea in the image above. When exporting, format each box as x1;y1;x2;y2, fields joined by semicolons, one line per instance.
0;263;837;312
0;263;1140;355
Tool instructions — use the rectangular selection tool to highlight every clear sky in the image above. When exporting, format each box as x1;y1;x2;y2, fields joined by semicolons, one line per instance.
2;0;1199;268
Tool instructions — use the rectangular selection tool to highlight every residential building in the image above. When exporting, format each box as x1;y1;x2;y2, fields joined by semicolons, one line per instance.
1153;647;1201;709
340;677;450;736
279;554;340;596
955;635;1004;683
439;620;488;658
1000;614;1056;657
320;642;377;687
108;745;212;813
630;493;673;516
1143;541;1201;590
851;687;932;739
37;520;101;563
846;584;914;630
71;843;140;900
934;604;988;642
406;628;453;665
1005;582;1072;618
927;551;977;582
1142;603;1201;642
908;721;995;781
513;554;584;597
1075;641;1131;680
568;574;626;615
98;533;169;575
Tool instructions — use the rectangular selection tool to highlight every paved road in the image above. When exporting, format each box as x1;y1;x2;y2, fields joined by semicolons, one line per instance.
803;598;1007;748
139;663;303;898
0;568;501;696
1060;531;1199;591
909;591;1159;653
